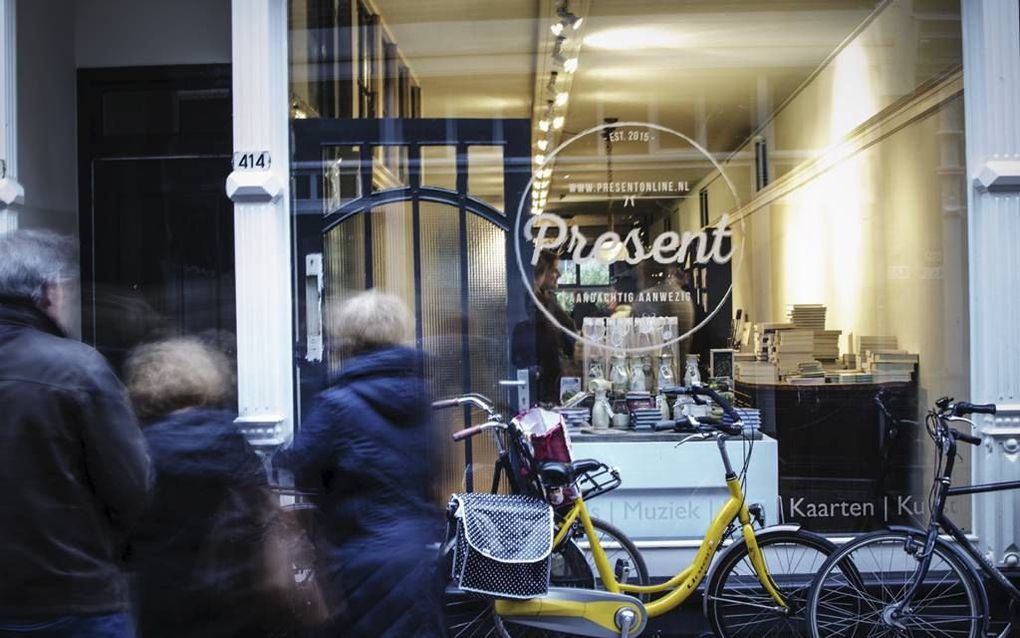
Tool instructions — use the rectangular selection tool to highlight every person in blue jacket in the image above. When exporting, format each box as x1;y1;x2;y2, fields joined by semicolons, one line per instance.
278;290;444;637
124;337;292;638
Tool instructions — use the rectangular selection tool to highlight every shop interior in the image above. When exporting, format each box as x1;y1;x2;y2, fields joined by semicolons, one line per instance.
287;0;969;535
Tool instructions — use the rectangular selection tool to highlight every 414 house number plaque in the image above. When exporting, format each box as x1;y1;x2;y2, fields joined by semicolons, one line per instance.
232;151;271;171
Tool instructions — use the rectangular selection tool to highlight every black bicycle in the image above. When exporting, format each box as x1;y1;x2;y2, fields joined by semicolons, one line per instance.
806;396;1017;638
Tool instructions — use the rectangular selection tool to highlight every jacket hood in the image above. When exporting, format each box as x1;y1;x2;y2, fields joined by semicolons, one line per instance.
142;409;265;483
337;346;427;426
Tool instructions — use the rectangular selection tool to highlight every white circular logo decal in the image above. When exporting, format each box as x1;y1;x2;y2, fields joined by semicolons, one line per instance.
513;121;745;354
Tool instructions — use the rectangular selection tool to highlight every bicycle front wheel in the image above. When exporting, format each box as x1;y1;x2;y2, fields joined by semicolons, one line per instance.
705;528;838;638
806;529;985;638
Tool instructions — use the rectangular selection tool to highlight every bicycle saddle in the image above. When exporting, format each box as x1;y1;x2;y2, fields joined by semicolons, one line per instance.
537;459;603;486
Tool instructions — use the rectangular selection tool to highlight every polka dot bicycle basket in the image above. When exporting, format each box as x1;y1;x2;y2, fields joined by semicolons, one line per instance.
451;493;554;599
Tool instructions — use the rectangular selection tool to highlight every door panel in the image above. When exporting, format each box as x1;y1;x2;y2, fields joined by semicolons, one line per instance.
90;157;234;374
293;118;530;499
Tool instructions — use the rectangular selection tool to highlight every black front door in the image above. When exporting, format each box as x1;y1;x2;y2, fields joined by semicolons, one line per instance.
78;65;235;374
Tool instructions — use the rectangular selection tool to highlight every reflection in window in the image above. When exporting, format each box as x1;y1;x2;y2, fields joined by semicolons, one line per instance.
467;146;504;213
579;260;610;286
421;146;456;191
558;259;578;286
322;145;361;215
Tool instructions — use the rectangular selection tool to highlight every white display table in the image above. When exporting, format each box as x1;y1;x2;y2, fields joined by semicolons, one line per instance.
571;431;779;578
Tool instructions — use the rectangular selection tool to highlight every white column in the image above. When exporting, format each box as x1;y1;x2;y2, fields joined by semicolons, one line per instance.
963;0;1020;566
227;0;294;448
0;0;22;234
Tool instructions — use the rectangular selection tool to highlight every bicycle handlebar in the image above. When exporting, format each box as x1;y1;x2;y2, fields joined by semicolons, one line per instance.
952;401;996;417
451;421;505;442
679;385;743;431
432;394;497;416
951;429;982;446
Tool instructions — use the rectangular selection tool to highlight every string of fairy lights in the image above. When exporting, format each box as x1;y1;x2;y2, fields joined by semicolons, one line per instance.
532;0;585;216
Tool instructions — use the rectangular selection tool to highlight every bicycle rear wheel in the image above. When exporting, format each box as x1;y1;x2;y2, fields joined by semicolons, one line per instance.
806;529;984;638
705;528;838;638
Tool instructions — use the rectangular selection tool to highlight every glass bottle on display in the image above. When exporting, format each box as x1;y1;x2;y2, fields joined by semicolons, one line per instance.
684;354;702;386
609;353;629;395
628;355;646;392
656;389;670;421
658;352;676;390
591;380;614;430
587;359;605;392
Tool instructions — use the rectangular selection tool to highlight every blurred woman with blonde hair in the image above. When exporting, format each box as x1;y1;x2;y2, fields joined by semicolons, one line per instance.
277;289;444;637
124;337;289;638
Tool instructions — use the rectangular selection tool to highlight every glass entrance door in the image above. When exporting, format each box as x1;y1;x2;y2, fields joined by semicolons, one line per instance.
292;118;531;496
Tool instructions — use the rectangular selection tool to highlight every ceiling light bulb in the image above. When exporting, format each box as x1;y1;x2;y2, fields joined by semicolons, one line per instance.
536;139;549;151
572;16;583;30
554;92;569;107
563;58;578;73
534;154;546;165
552;116;565;129
550;22;564;37
538;119;550;132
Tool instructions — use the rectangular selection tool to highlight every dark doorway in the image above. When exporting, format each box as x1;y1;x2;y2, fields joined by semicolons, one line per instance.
77;65;234;374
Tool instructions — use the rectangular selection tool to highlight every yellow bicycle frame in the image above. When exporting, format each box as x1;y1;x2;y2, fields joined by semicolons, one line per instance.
552;476;787;618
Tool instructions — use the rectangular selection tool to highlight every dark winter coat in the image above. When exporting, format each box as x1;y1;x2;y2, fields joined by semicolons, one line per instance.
127;409;287;638
0;299;151;616
278;346;445;638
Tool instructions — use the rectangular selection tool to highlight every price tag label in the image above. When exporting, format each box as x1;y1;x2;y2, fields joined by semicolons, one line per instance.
233;151;271;171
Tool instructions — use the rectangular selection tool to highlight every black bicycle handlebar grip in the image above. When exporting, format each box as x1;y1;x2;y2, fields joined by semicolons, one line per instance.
953;401;996;417
690;385;741;424
432;398;460;410
952;429;982;446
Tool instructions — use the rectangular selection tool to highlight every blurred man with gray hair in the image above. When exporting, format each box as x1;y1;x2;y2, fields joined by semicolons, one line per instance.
0;230;151;638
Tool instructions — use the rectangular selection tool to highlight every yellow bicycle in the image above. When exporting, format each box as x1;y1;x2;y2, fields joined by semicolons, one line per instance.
440;387;840;638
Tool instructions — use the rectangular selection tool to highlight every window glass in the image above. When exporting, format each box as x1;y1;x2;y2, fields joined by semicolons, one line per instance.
287;0;969;541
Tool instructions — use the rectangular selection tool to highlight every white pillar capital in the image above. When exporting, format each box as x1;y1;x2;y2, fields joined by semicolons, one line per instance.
229;0;294;447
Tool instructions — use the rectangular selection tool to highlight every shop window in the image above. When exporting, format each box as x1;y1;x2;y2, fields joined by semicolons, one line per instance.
754;137;769;191
373;145;409;190
411;84;422;118
398;65;410;118
382;38;397;119
357;1;377;118
322;145;362;214
421;145;457;191
467;146;504;213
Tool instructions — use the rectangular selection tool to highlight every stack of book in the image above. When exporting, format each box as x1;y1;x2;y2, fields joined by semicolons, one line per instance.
856;335;898;358
772;329;815;378
864;350;918;383
789;361;826;385
838;371;875;384
788;304;827;330
754;323;795;361
814;330;841;365
735;360;778;383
